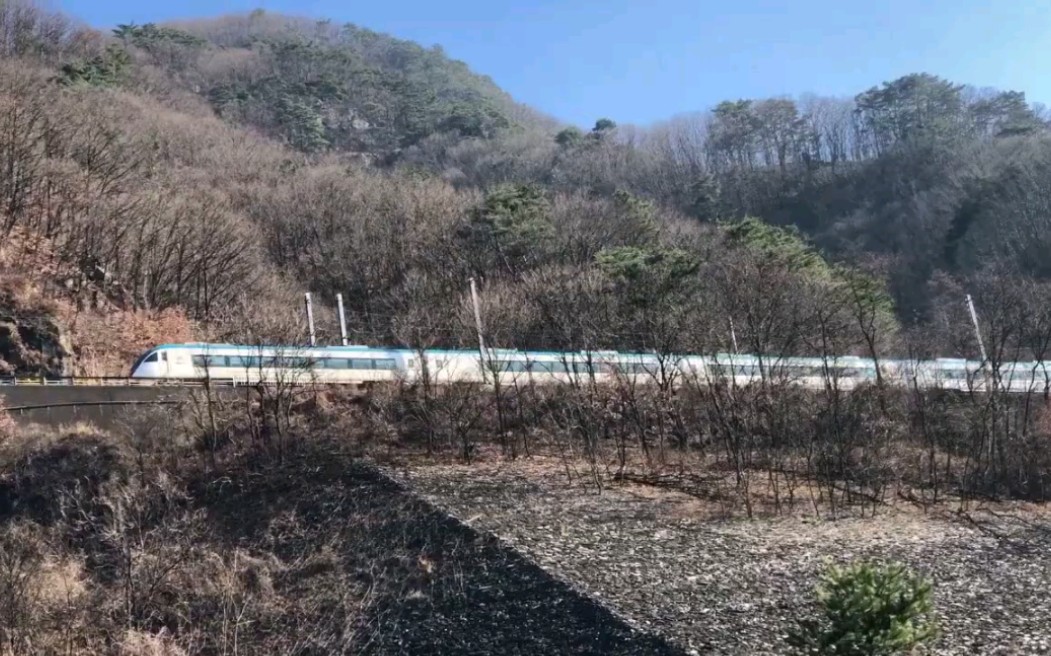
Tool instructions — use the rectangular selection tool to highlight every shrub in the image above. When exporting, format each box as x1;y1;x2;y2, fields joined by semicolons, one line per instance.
788;560;938;656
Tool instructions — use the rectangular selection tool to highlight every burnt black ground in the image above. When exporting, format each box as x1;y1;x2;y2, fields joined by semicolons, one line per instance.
198;448;684;656
392;462;1051;656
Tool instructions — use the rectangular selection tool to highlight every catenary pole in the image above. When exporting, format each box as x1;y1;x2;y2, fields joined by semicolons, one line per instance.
336;293;348;346
305;292;316;347
966;294;987;363
469;277;488;382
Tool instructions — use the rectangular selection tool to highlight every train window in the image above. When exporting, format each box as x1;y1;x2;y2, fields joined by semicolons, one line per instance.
529;361;565;373
373;359;397;370
323;358;350;369
350;359;373;369
571;362;612;374
144;353;159;363
494;360;528;372
192;355;226;367
709;363;756;377
625;363;656;374
277;357;311;368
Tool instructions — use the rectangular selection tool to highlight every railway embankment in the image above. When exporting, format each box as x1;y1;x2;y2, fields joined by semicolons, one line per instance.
0;384;238;429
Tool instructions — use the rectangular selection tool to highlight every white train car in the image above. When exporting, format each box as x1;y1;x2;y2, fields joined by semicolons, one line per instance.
415;349;676;387
130;343;413;385
703;353;887;390
997;360;1051;395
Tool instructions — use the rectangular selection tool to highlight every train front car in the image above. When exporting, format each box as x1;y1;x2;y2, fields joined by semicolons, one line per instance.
129;344;198;380
133;343;418;386
129;347;164;379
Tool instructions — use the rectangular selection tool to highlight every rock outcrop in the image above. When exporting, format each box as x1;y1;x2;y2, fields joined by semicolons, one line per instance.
0;292;71;377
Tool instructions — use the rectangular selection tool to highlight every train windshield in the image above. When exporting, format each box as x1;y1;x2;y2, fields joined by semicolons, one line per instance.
130;350;158;374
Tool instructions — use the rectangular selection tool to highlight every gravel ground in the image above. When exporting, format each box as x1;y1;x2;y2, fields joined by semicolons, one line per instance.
385;460;1051;656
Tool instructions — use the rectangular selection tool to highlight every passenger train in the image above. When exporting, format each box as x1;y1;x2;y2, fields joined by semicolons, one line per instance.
129;343;1051;393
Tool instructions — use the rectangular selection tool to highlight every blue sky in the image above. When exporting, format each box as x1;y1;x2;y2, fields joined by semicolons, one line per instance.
56;0;1051;128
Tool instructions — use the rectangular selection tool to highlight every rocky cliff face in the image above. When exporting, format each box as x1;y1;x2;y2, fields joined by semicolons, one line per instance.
0;293;71;377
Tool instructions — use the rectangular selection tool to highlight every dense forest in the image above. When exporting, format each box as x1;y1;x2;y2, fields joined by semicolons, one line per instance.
0;0;1049;369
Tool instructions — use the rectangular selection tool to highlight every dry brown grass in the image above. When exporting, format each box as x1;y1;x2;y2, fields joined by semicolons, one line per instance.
118;630;188;656
375;435;1051;526
0;521;91;655
0;404;377;655
0;407;15;443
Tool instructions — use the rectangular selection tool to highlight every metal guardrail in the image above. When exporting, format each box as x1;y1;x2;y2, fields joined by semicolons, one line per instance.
0;376;231;387
4;400;187;412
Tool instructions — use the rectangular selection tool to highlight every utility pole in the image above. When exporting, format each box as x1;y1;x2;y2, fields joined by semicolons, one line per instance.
966;293;996;397
469;277;488;381
966;294;987;363
336;293;348;346
304;292;316;346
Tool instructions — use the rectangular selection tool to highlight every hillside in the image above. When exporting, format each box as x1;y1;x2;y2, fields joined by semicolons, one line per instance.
0;2;1048;377
121;12;556;158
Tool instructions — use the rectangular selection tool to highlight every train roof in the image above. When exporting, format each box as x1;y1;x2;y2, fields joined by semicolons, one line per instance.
148;343;404;353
